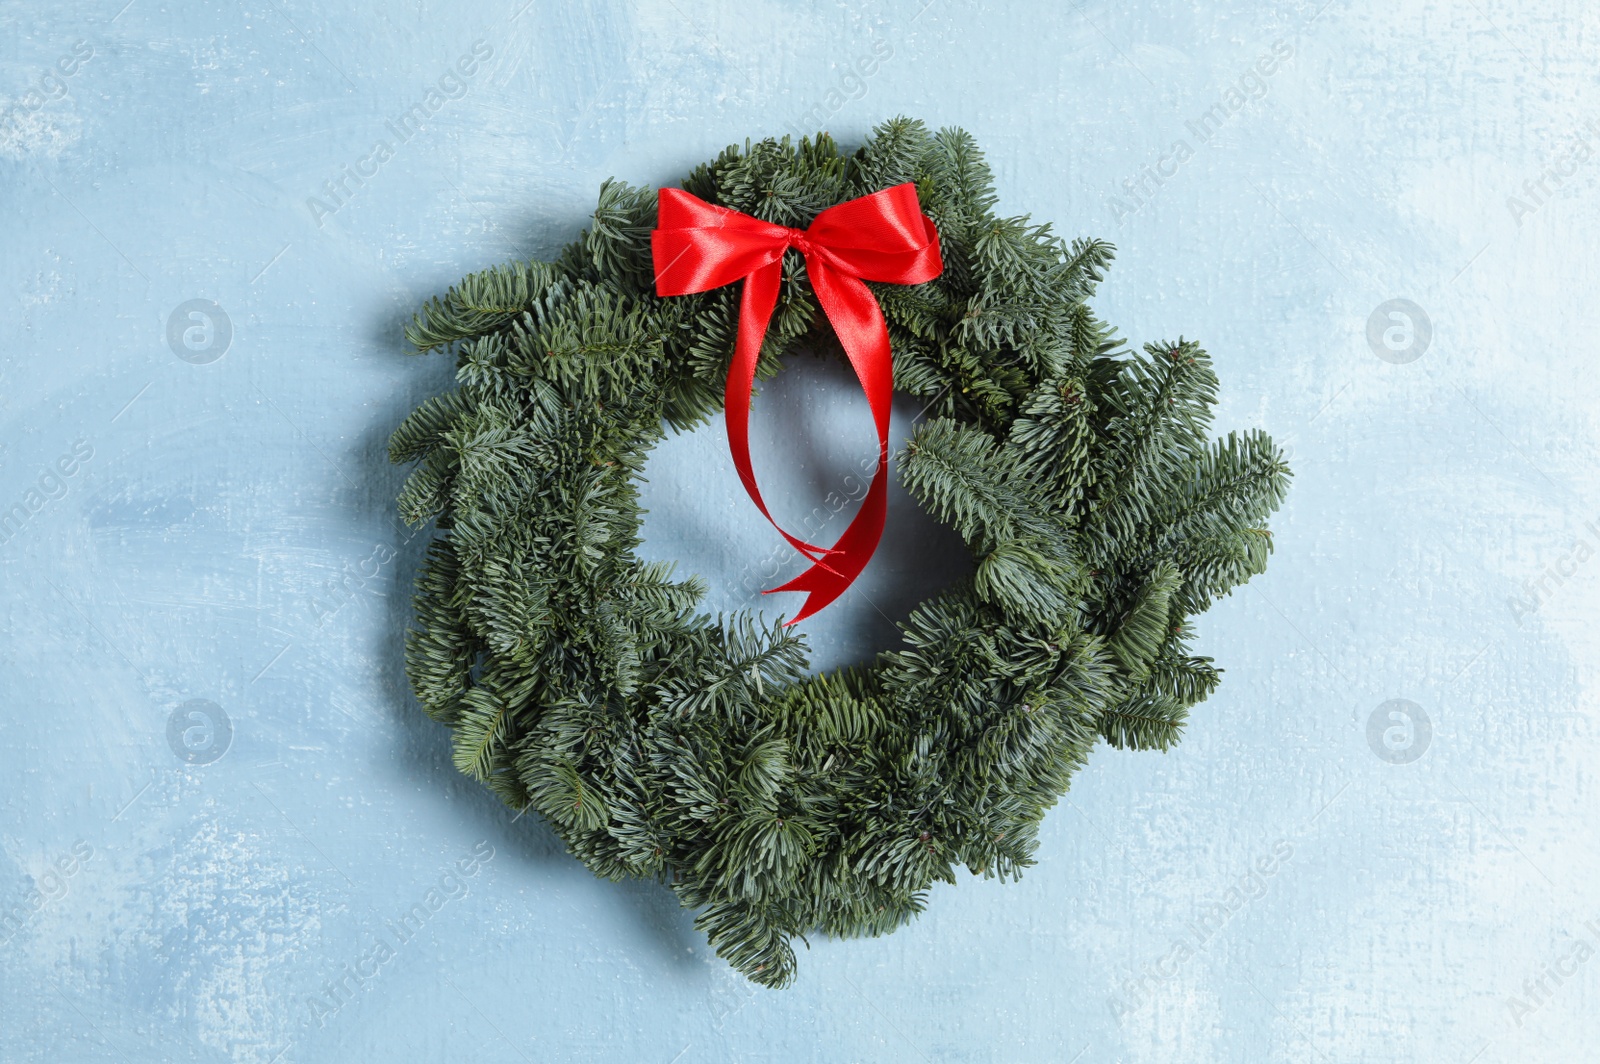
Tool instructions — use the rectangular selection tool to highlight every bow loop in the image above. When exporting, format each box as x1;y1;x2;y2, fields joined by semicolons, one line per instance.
803;183;944;283
650;183;943;624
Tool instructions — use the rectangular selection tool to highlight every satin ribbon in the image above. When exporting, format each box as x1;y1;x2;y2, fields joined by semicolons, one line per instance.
651;183;943;624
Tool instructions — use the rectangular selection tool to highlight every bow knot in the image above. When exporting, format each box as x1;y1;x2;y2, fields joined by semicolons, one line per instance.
651;183;943;624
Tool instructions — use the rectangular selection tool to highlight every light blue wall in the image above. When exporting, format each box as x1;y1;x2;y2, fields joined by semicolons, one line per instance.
3;0;1595;1060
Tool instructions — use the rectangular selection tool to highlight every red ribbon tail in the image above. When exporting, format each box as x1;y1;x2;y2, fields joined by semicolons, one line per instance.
725;263;839;562
765;466;889;625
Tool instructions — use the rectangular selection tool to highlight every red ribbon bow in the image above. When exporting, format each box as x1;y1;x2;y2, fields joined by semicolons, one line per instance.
651;183;943;624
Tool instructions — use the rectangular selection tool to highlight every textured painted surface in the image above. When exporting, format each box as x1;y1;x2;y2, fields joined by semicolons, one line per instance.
3;0;1597;1060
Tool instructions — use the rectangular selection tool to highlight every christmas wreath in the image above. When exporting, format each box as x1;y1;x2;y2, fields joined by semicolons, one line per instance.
389;118;1289;987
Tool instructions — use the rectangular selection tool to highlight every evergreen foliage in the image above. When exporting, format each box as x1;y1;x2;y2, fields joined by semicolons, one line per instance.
390;118;1290;987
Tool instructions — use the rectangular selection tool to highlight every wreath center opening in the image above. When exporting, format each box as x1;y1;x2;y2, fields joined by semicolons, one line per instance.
636;345;971;673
